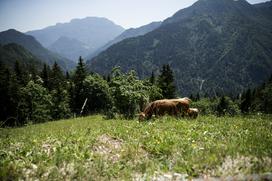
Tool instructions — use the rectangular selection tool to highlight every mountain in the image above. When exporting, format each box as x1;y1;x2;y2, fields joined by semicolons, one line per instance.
48;36;90;62
27;17;125;60
0;29;75;70
88;0;272;96
86;21;162;61
0;43;43;70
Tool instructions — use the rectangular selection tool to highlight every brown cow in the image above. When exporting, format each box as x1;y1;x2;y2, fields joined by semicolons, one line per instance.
139;98;191;120
168;97;191;116
139;102;154;120
187;108;199;119
152;100;181;117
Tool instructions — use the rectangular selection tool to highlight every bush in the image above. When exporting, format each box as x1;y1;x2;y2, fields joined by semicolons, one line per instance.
109;68;162;119
83;74;113;114
190;98;218;115
216;96;240;116
51;88;71;120
18;81;52;124
191;97;240;116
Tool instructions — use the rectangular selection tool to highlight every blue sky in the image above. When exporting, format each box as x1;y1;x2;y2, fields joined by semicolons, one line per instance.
0;0;268;32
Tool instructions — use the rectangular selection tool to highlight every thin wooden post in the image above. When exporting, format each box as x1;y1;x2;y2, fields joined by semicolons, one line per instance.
80;98;88;115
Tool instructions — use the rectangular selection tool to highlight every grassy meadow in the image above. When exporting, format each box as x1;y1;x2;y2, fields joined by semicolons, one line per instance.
0;115;272;180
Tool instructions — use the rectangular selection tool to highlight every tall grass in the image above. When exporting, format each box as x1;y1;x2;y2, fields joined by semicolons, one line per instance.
0;115;271;180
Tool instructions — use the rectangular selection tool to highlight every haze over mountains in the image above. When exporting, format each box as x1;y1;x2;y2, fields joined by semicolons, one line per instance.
0;16;159;72
86;21;162;60
48;36;90;62
88;0;272;95
27;17;125;61
0;0;271;96
0;29;75;70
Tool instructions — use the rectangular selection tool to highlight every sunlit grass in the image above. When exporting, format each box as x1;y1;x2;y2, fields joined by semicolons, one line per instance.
0;115;271;180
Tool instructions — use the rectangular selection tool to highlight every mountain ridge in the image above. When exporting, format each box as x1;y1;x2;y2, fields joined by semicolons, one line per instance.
48;36;90;62
88;0;272;96
0;29;75;70
26;17;125;60
86;21;162;61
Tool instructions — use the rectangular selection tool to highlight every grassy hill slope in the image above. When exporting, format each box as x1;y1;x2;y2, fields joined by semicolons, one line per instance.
0;115;271;180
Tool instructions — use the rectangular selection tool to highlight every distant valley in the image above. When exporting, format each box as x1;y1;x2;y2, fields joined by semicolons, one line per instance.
27;17;125;62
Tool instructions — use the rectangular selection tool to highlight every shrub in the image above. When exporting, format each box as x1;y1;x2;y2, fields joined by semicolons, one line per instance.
191;97;240;116
191;98;218;115
109;68;162;119
83;74;113;114
216;96;240;116
18;81;52;124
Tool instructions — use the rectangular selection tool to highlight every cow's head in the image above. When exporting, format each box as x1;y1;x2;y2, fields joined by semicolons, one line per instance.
138;112;146;121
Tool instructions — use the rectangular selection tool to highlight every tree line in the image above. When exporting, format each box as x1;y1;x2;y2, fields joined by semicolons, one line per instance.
190;75;272;116
0;58;178;127
1;57;271;127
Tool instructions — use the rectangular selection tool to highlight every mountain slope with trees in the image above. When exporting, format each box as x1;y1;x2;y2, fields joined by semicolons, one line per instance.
86;21;161;61
0;43;43;70
0;29;75;70
88;0;272;96
48;36;90;61
254;0;272;19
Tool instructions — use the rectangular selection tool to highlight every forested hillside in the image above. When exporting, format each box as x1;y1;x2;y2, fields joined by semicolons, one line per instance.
86;21;162;61
88;0;272;96
0;43;43;70
48;36;90;61
0;29;76;70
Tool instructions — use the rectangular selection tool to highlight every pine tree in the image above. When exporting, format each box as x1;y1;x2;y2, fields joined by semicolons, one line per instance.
196;93;200;101
48;62;64;91
74;57;87;83
14;60;27;86
149;71;155;85
240;89;252;113
189;94;195;101
269;74;272;83
106;74;111;82
72;56;88;114
0;62;11;122
51;87;71;120
8;72;22;125
47;62;71;119
5;61;26;126
216;96;228;116
157;64;176;98
0;61;33;126
65;71;70;80
40;64;50;89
